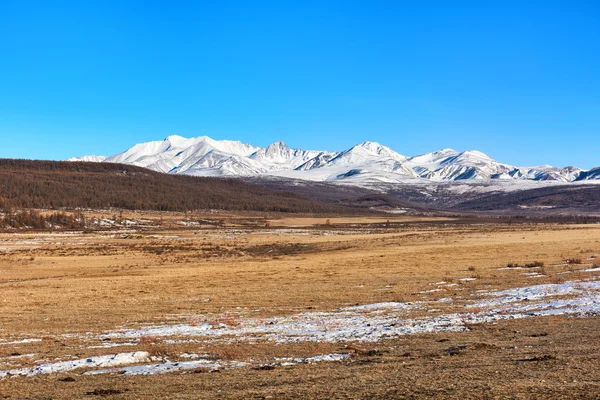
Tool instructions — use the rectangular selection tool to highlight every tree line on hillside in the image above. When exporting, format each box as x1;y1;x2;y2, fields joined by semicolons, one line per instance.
0;159;348;214
0;207;86;229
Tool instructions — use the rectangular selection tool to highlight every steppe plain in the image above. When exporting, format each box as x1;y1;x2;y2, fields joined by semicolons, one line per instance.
1;212;599;399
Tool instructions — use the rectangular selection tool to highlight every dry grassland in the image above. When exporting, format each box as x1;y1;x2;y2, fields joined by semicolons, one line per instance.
0;213;599;399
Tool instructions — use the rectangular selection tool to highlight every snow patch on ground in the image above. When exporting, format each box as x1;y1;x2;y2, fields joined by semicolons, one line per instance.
2;279;599;379
0;352;149;378
0;338;42;346
97;280;600;345
468;281;600;308
84;353;351;376
581;267;600;273
84;359;227;376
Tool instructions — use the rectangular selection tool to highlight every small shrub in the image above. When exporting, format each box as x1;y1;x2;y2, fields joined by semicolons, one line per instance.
524;261;544;268
565;258;583;265
138;336;170;359
507;261;544;269
213;344;249;361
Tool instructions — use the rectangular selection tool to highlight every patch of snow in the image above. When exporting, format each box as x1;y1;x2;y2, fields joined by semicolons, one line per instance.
3;279;599;379
88;342;138;349
0;338;42;346
95;279;600;345
581;267;600;273
84;359;226;376
0;352;149;377
468;281;600;308
274;353;350;366
339;302;416;312
84;352;349;376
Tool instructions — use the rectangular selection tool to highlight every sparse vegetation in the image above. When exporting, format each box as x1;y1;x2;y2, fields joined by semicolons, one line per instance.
506;261;544;268
565;258;583;265
0;209;86;229
1;214;600;399
138;336;171;359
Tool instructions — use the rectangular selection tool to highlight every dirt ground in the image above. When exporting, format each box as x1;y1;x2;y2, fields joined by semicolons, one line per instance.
0;213;599;399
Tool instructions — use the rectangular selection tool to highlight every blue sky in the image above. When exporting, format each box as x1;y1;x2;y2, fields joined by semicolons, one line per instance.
1;1;598;168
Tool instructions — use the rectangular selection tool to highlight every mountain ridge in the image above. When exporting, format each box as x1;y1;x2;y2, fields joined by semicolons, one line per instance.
68;135;597;184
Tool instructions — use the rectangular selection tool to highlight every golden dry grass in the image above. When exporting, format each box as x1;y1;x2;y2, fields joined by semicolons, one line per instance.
0;213;599;398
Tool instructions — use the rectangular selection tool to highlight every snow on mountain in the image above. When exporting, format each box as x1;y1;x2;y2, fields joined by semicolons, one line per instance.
405;149;514;181
328;141;407;166
67;135;599;184
576;166;600;181
512;165;582;182
295;152;340;171
277;141;415;182
249;141;325;170
105;135;260;175
66;155;107;162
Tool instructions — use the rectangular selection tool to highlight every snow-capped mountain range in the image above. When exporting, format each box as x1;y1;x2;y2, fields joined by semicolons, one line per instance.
67;135;599;184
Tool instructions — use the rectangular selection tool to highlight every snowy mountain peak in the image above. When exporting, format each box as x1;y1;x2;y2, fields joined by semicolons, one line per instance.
251;140;292;161
438;148;456;153
163;135;205;150
329;141;406;166
355;141;403;157
67;135;599;184
66;155;107;163
249;140;325;170
357;141;384;151
460;150;492;159
165;134;189;143
262;140;291;154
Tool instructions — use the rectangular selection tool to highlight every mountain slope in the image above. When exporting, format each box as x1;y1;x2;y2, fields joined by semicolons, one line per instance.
69;135;597;184
0;159;351;213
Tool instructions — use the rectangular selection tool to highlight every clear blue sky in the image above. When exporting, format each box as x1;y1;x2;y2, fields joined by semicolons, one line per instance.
1;1;598;168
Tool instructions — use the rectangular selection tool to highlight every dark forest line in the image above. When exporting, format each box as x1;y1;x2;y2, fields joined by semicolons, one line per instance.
0;159;351;214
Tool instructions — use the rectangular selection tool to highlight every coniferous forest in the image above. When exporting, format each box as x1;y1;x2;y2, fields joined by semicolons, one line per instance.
0;159;348;215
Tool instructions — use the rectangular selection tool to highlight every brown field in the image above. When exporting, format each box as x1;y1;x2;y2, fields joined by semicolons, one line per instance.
1;212;599;399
